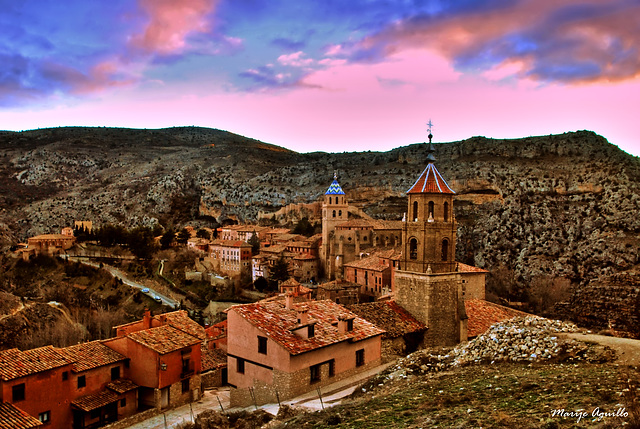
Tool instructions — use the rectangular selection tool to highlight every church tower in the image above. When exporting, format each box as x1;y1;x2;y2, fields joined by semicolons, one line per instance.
401;127;457;274
321;173;348;278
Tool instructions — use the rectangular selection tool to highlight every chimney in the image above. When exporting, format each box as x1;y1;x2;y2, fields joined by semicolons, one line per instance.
143;308;151;329
338;316;354;334
285;293;294;310
297;308;308;325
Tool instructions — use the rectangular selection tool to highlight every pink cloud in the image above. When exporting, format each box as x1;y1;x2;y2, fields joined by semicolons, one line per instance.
349;0;640;84
130;0;218;55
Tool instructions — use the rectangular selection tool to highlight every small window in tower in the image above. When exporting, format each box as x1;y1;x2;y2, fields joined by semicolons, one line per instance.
441;239;449;262
333;210;336;218
409;238;418;260
329;197;332;204
428;201;434;219
339;210;342;216
444;202;449;222
412;201;418;221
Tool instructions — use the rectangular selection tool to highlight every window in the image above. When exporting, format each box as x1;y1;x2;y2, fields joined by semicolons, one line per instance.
182;378;190;393
62;371;68;381
39;411;50;423
412;201;418;221
409;238;418;260
329;197;332;204
329;360;335;377
237;358;245;374
356;349;365;367
443;201;449;221
120;398;126;408
332;210;336;218
12;383;25;401
310;364;321;383
346;319;354;331
258;336;267;354
428;201;434;219
308;324;315;338
90;409;100;419
77;375;86;388
441;239;449;262
111;366;120;381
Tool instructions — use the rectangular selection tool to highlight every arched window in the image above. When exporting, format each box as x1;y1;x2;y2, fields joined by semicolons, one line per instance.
409;238;418;260
339;210;342;217
332;210;336;218
428;201;434;219
412;201;418;221
329;197;332;204
444;202;449;221
441;239;449;262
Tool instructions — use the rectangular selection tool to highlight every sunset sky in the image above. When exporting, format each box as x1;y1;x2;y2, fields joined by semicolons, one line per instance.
1;0;639;156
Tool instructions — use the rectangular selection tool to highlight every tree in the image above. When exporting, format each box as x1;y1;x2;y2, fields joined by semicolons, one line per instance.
254;276;268;292
176;227;191;245
292;217;316;236
248;230;260;254
127;226;158;259
268;255;290;289
196;228;211;240
160;229;176;249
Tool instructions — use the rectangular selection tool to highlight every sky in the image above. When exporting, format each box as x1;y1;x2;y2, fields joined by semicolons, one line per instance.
1;0;639;156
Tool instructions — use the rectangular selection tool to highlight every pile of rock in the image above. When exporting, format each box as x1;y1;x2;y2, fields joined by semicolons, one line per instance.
381;316;609;384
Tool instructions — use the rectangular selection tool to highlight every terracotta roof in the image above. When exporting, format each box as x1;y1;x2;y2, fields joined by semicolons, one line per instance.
64;341;126;373
465;299;532;338
0;346;74;381
336;219;375;229
294;254;316;260
201;347;227;371
127;325;200;355
347;302;426;339
0;402;42;429
210;239;252;248
372;220;403;230
281;278;302;288
325;178;345;195
231;299;384;355
28;234;75;240
317;280;360;291
343;256;389;272
457;262;489;273
370;248;402;260
157;310;206;340
107;378;138;394
72;390;120;412
407;163;455;194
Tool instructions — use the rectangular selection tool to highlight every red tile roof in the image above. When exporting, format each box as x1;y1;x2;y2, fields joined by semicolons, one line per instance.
201;347;227;371
0;402;42;429
335;219;375;229
64;341;126;373
231;299;384;356
157;310;206;340
343;256;390;272
317;280;360;291
107;378;138;394
407;163;455;194
0;346;74;381
465;299;532;337
127;325;200;355
457;262;489;273
71;390;120;412
347;301;426;339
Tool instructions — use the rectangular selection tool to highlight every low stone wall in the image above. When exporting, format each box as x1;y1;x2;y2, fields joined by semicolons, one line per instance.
104;409;159;429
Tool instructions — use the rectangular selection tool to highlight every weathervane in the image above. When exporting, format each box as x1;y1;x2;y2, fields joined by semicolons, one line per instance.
426;119;434;144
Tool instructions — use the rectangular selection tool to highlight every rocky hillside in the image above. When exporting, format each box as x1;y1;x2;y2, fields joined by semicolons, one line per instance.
1;127;639;288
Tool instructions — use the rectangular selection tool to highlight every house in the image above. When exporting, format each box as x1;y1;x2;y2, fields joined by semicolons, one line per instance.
64;341;137;428
343;255;392;301
208;240;253;278
103;325;202;410
227;297;384;407
315;279;361;305
0;346;75;428
0;402;42;429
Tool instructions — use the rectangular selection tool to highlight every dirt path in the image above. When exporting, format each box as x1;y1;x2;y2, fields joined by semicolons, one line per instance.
565;333;640;365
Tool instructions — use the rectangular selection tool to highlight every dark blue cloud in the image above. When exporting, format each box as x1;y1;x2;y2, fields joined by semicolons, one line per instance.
271;38;306;52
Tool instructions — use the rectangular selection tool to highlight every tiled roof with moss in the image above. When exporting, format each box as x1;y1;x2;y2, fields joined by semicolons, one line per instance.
127;325;200;355
0;403;42;429
465;299;532;338
64;341;126;373
0;346;74;381
347;301;426;339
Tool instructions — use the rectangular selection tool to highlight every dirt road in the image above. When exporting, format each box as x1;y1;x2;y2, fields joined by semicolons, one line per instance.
565;333;640;365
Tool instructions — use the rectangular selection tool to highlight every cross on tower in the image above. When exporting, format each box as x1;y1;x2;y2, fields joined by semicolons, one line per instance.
426;119;434;144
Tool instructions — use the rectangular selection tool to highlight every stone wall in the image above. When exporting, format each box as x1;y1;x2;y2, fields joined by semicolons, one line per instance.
555;272;640;338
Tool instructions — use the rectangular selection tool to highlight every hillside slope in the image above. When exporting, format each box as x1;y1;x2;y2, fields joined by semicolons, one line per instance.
1;127;638;289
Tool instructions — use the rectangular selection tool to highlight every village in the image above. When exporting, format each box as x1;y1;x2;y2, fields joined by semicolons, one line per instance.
0;141;597;429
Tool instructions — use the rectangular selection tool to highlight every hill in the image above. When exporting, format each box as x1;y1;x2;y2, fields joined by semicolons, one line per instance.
0;127;639;331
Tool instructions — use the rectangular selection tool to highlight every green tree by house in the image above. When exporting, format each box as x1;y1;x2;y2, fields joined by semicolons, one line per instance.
160;229;176;249
248;230;260;254
268;255;290;289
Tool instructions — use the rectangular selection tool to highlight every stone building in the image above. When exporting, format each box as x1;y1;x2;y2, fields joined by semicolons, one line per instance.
394;137;487;346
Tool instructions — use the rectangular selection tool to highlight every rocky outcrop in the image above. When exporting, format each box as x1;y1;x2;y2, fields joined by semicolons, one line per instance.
555;271;640;338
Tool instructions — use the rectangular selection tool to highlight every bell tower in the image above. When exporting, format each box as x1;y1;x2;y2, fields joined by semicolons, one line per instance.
401;124;457;274
321;172;348;278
